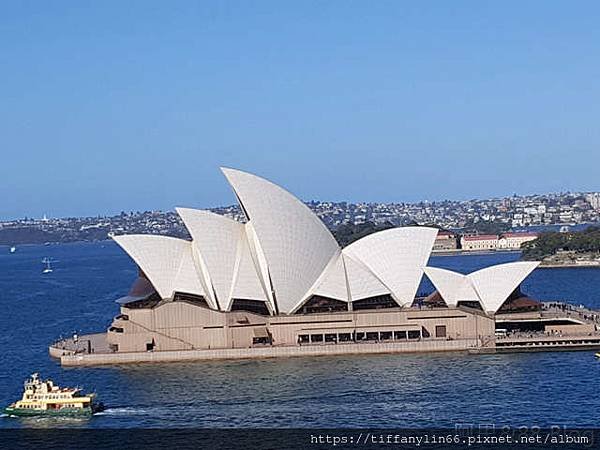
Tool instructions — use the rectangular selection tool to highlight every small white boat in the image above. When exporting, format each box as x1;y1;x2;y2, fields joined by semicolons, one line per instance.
42;257;53;274
9;246;16;254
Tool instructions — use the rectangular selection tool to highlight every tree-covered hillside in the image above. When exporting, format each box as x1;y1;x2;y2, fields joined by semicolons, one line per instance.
521;226;600;260
331;221;395;247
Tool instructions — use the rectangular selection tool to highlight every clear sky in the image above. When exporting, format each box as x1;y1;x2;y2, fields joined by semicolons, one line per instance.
1;1;599;219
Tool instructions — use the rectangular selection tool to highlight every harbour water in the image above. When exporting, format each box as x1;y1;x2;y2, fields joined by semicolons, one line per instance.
0;242;599;428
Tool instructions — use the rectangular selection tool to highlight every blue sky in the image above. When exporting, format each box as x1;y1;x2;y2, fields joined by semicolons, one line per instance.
1;1;599;219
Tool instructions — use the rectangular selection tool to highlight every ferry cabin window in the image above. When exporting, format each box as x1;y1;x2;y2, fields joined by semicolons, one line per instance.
310;334;324;343
298;334;309;343
356;332;366;341
435;325;447;338
394;331;407;340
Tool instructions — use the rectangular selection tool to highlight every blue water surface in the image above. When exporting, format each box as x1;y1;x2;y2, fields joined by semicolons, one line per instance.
0;242;599;428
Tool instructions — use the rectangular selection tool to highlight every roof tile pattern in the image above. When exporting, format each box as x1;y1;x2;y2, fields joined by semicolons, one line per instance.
344;227;438;306
113;168;539;316
425;262;540;313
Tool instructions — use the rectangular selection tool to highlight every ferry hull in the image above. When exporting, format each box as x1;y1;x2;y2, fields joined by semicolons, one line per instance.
3;406;97;417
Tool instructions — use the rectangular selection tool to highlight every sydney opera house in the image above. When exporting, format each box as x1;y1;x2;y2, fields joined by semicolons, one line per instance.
49;167;547;361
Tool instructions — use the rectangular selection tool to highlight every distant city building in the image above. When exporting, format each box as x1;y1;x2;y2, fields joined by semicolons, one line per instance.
460;232;538;252
461;235;499;251
586;193;600;211
2;187;600;246
497;232;539;250
433;231;458;251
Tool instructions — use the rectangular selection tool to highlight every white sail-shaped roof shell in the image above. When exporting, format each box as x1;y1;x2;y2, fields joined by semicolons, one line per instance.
343;254;390;301
469;261;540;313
424;267;479;307
112;168;540;318
230;231;270;308
343;227;438;306
244;222;276;311
425;262;539;313
221;168;340;314
176;208;242;310
309;253;350;303
177;207;270;312
112;235;209;306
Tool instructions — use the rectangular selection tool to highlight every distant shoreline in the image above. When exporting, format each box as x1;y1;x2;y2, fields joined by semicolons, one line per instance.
537;262;600;269
431;249;522;257
0;239;114;249
4;241;522;255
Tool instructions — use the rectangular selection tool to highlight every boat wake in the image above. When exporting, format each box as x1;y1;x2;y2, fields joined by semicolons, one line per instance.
96;407;155;416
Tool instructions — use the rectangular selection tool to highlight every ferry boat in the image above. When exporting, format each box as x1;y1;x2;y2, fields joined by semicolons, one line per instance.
4;373;104;417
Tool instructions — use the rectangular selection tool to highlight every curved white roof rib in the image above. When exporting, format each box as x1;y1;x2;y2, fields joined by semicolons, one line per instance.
229;231;270;310
423;267;479;307
176;208;243;310
308;253;350;303
112;235;207;304
344;227;438;306
221;168;340;314
245;222;276;312
343;254;390;301
468;261;540;313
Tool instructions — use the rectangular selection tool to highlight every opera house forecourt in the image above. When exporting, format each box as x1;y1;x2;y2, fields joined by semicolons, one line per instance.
49;168;600;366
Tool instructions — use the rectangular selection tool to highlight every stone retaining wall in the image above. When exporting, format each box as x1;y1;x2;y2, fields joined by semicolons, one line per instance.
58;338;480;366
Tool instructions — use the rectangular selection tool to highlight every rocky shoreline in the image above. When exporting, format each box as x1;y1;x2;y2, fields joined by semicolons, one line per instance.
537;251;600;268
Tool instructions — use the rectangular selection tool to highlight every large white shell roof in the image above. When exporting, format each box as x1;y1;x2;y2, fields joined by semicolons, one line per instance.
343;254;390;301
308;252;349;304
425;261;540;313
112;235;208;306
176;208;241;309
423;267;479;307
112;168;541;316
343;227;438;306
469;261;539;313
221;167;341;314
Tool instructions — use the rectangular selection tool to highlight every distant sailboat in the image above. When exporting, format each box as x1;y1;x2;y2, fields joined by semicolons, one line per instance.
9;246;16;254
42;257;53;274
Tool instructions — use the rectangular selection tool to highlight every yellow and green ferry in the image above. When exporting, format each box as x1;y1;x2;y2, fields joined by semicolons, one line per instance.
4;373;104;417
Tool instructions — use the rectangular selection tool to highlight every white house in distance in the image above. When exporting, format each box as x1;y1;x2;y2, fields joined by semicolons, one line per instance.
461;232;538;251
461;234;500;251
497;232;539;250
